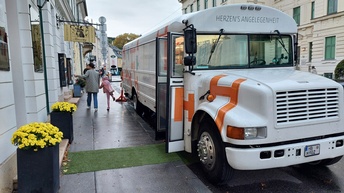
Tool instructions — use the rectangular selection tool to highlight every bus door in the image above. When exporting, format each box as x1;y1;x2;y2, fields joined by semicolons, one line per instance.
166;33;185;153
156;37;168;134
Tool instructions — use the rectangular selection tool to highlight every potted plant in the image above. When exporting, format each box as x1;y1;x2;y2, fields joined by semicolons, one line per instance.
11;122;63;193
50;102;77;143
74;77;86;97
75;77;86;88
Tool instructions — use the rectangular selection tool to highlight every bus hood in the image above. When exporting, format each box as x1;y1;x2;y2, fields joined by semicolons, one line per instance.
201;68;343;131
222;68;340;90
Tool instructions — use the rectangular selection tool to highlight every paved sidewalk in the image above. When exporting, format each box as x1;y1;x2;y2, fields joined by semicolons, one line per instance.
59;82;211;193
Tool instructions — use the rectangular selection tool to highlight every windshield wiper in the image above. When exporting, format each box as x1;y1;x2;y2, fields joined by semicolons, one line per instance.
274;30;289;55
207;29;224;64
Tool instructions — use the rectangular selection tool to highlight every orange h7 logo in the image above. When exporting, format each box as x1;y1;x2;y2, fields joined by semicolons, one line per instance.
173;88;194;123
210;75;246;131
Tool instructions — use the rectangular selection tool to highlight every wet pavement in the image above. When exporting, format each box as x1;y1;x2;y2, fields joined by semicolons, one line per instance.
59;80;212;193
59;79;344;193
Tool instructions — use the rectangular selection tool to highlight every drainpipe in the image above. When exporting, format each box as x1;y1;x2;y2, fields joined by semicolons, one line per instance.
77;0;85;74
38;0;50;115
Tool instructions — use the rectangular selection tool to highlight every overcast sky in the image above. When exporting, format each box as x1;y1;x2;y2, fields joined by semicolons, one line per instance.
85;0;182;37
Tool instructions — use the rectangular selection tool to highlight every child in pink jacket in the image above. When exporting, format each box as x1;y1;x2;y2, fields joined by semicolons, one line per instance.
99;76;115;111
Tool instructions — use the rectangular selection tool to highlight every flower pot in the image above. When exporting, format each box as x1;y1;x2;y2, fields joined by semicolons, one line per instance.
51;111;73;143
73;84;82;97
17;145;59;193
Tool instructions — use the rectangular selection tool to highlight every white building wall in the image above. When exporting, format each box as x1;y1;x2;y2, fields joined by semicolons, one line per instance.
0;0;79;191
91;30;102;69
0;0;23;192
181;0;266;13
291;0;344;76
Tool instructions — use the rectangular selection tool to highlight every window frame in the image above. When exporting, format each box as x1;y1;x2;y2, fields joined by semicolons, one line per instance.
311;1;315;19
308;42;313;62
327;0;337;15
324;36;336;60
29;4;44;73
293;6;300;26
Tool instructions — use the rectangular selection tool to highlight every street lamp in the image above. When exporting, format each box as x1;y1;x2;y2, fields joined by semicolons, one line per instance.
37;0;50;115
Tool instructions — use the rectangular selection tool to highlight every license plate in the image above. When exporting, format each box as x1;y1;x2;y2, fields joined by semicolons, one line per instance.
304;144;320;157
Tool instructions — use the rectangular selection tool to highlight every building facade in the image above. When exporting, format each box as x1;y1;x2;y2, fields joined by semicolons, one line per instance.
178;0;344;78
0;0;87;192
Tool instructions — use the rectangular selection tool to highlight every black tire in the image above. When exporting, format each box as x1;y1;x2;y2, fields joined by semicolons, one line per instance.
319;156;343;166
197;118;234;185
303;156;343;167
132;91;143;116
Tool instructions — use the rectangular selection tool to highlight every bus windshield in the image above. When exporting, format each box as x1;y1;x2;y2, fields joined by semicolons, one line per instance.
193;34;293;70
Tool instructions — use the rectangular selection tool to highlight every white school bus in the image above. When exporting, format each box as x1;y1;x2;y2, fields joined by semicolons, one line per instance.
122;4;344;184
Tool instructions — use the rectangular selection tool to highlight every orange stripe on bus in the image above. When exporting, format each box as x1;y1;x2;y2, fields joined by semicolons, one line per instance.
210;75;229;99
174;87;183;122
134;76;139;92
211;77;246;131
184;93;195;122
157;26;168;37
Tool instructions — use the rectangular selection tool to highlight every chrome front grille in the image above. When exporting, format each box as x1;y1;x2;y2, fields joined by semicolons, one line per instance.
276;88;339;125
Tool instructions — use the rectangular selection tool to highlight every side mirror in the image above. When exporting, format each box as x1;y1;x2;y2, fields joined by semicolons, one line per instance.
184;28;197;54
184;56;196;66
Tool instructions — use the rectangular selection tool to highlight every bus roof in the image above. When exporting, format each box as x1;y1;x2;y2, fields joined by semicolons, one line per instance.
124;4;297;49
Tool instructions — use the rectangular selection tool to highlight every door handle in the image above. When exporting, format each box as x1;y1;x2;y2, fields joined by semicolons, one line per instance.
172;80;183;83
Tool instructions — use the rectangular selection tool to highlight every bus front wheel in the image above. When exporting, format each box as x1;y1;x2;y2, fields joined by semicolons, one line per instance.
197;118;234;185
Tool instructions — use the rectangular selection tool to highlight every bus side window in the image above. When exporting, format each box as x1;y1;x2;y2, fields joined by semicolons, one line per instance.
173;36;184;77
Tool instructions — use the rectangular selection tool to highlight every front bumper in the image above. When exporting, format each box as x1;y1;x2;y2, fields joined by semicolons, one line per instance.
225;136;344;170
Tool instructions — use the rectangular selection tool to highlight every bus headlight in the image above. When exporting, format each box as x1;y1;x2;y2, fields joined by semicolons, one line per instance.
227;126;267;140
245;128;258;139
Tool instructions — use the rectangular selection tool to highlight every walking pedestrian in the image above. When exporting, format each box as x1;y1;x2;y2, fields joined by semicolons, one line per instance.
75;63;99;111
99;76;115;111
83;64;90;74
99;65;106;78
311;66;317;74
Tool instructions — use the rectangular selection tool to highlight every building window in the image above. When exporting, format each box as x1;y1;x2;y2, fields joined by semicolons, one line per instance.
311;2;315;19
184;8;187;14
308;42;313;62
190;4;193;12
222;0;227;3
205;0;208;9
213;0;216;7
327;0;337;15
197;0;200;11
325;36;336;60
30;5;43;73
293;6;300;26
324;73;333;79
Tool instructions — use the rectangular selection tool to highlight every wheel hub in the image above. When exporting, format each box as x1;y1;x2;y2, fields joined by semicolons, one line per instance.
133;94;138;109
197;131;216;170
